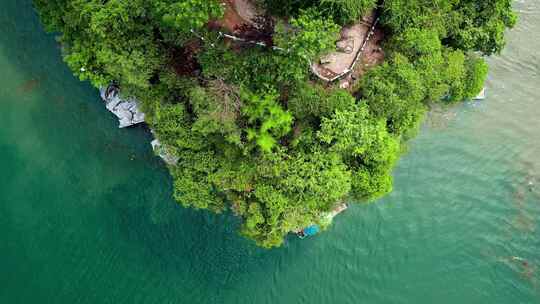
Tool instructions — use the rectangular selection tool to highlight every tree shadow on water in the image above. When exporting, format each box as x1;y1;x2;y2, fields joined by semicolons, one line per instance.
99;175;288;294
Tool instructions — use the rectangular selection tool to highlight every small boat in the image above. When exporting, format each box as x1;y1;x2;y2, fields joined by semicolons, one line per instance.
296;203;349;239
297;225;320;239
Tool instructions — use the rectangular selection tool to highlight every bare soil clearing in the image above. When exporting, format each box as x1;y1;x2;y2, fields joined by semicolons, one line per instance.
211;0;260;33
353;28;385;77
209;3;385;88
311;12;384;85
314;23;370;78
234;0;262;23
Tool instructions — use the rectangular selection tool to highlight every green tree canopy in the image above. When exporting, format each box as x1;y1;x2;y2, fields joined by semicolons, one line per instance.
34;0;516;248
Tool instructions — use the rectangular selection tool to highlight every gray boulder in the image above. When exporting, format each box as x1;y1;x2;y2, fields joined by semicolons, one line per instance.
100;86;145;128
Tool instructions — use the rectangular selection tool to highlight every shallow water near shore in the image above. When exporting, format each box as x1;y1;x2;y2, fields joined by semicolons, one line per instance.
1;0;539;303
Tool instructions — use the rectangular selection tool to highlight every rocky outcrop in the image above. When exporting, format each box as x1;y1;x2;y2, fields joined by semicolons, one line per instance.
98;86;178;166
100;85;145;128
150;138;179;166
474;88;486;100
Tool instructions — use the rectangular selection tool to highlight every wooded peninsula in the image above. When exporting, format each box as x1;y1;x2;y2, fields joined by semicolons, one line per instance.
34;0;516;247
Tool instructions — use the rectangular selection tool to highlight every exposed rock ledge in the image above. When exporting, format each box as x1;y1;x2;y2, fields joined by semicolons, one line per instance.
151;138;179;166
100;85;145;128
99;85;179;165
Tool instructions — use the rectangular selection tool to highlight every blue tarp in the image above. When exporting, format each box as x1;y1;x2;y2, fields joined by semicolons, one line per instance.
303;225;320;236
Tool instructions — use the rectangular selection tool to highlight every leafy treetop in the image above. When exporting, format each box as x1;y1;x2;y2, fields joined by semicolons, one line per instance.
34;0;515;247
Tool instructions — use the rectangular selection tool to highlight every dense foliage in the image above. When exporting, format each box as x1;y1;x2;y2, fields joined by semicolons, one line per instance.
257;0;377;25
34;0;516;248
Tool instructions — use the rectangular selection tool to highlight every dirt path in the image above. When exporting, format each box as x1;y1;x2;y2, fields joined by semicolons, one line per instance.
353;27;385;78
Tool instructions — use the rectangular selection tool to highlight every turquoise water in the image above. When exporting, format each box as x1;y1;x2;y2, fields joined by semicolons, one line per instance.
1;0;539;303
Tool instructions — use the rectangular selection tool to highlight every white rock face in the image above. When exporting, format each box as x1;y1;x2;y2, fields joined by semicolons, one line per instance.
151;138;179;166
474;88;486;100
100;86;145;128
98;86;179;165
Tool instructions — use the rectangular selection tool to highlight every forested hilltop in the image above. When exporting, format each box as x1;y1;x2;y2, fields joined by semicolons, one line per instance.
34;0;516;248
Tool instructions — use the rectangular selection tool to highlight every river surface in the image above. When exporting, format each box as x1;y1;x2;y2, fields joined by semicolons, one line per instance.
1;1;539;303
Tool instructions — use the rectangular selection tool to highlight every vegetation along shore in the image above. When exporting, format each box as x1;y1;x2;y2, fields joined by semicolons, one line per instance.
33;0;517;247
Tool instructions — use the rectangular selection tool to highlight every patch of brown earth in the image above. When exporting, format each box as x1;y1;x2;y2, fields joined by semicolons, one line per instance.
311;11;384;86
234;0;262;23
352;28;385;79
318;23;370;76
209;0;255;34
